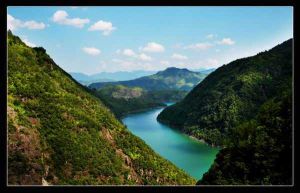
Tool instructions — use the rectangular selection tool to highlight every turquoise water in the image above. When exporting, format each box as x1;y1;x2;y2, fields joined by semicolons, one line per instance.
122;104;219;180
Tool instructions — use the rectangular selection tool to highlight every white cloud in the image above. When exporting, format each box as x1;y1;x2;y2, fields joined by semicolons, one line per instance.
7;14;21;31
123;49;136;57
141;42;165;53
138;53;152;61
22;39;36;47
7;14;46;31
52;10;90;28
119;49;152;61
23;20;46;29
88;20;116;35
184;42;213;50
217;38;235;45
171;53;188;60
82;47;101;56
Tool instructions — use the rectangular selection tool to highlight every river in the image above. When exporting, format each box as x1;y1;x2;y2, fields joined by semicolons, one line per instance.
121;104;219;180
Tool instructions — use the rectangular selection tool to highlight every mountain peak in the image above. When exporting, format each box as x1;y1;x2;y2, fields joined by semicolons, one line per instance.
156;67;192;76
164;67;190;72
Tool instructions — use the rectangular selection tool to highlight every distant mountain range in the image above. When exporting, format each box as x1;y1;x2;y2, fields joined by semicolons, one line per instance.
94;85;187;118
89;67;207;91
69;70;157;85
70;68;215;86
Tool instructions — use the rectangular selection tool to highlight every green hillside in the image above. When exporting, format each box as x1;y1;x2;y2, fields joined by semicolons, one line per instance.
157;39;292;184
158;39;292;146
7;31;195;185
94;85;187;118
199;90;292;184
89;67;206;91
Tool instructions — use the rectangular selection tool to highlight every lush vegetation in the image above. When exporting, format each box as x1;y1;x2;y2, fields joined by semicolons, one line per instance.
158;39;292;184
7;31;195;185
199;90;292;184
93;85;187;118
89;67;207;91
158;39;292;146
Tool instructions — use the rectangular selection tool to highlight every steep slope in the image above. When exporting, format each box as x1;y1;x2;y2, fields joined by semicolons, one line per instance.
158;39;292;146
7;31;195;185
95;85;187;118
89;67;206;91
199;90;292;184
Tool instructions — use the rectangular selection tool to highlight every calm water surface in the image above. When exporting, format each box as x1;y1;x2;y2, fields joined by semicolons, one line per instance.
122;104;219;180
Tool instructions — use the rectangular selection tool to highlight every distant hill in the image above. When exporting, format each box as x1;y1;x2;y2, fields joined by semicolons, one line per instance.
7;31;195;185
69;72;114;85
89;67;207;91
70;70;157;85
95;85;187;118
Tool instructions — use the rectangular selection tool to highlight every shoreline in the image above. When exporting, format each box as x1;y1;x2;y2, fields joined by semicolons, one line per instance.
119;100;176;119
186;134;222;149
122;103;223;149
157;119;223;148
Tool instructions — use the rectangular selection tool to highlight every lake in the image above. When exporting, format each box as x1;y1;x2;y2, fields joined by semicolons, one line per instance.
122;104;219;180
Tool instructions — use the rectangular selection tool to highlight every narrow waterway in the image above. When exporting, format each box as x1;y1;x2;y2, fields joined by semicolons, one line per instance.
122;104;219;180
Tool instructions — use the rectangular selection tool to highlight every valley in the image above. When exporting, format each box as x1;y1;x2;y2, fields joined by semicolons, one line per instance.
6;6;293;186
122;104;219;180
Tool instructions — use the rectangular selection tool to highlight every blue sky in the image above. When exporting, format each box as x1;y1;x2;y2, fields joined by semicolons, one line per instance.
7;6;293;75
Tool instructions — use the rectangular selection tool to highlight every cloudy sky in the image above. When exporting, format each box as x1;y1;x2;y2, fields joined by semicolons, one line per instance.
7;6;293;75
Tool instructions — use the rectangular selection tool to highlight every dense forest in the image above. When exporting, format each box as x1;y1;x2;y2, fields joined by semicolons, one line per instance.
94;85;187;118
89;67;207;91
199;90;292;184
158;39;292;146
7;31;195;185
158;39;292;184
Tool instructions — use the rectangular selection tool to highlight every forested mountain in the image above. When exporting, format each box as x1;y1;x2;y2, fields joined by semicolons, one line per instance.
89;67;207;91
158;39;292;146
95;85;187;118
7;31;195;185
199;90;292;184
158;39;292;185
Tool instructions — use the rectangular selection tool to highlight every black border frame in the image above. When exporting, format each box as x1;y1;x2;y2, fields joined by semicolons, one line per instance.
0;0;297;193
